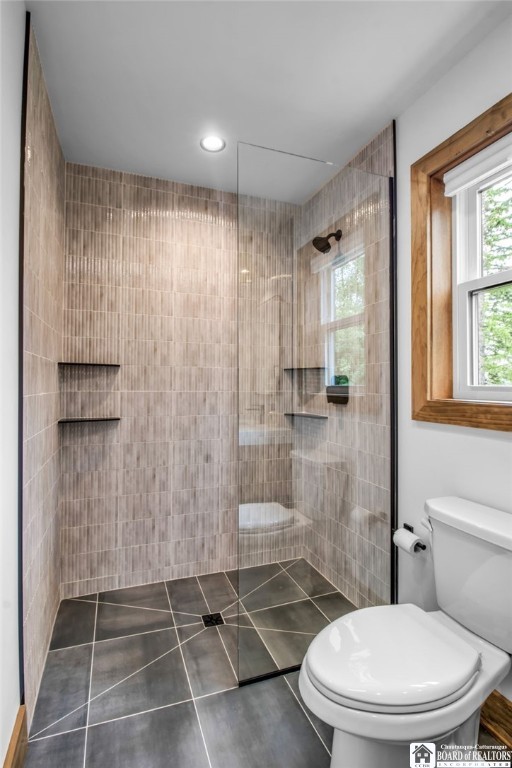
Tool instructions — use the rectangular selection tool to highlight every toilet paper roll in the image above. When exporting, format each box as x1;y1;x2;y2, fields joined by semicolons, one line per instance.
393;528;425;554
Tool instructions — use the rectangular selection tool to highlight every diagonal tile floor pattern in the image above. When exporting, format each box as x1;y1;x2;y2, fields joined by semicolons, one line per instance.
229;557;355;677
26;558;354;767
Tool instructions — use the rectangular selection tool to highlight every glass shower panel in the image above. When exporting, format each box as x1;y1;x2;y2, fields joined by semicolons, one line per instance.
237;142;393;683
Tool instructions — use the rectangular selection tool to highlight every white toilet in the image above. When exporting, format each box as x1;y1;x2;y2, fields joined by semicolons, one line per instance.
299;496;512;768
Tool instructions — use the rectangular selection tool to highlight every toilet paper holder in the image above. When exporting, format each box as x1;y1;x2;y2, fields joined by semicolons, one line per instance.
402;523;426;551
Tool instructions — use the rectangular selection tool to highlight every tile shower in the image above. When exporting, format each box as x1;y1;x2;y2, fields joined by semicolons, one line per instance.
22;21;395;751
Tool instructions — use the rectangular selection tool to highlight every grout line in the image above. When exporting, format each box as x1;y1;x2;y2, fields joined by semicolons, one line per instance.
174;610;204;620
279;558;341;618
30;627;203;741
87;697;196;732
89;628;206;721
195;575;212;614
283;675;332;757
244;595;318;616
309;590;338;600
278;563;316;601
83;597;99;767
96;625;175;645
48;640;94;653
220;563;293;616
86;627;188;701
70;597;98;605
95;600;172;614
244;611;280;671
286;557;346;596
193;685;239;702
175;625;208;646
164;580;213;768
29;726;87;743
47;623;186;653
246;626;318;636
30;704;90;741
215;625;238;681
310;600;334;624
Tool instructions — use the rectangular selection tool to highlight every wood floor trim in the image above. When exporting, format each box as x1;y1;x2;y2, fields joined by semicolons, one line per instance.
481;690;512;749
3;706;27;768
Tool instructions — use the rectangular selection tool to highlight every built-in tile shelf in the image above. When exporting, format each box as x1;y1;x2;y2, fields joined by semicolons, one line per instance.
284;412;327;420
58;362;121;423
284;367;326;398
283;367;325;372
58;417;121;424
58;362;120;368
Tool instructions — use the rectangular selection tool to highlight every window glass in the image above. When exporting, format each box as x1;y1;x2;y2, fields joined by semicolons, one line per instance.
474;281;512;386
322;251;365;387
480;173;512;276
332;254;364;319
332;325;365;385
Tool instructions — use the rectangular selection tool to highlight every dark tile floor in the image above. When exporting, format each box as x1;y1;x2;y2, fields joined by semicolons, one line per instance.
233;557;355;678
26;558;353;767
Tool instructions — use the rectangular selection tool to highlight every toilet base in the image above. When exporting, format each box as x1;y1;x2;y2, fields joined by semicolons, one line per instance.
327;708;480;768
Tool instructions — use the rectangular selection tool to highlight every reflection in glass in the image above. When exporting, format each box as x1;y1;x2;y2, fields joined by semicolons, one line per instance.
331;325;365;386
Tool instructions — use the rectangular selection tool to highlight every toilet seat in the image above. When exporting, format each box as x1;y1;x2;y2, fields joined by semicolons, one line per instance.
306;604;481;714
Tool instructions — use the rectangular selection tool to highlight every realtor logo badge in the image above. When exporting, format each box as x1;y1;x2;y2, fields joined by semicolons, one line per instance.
410;743;436;767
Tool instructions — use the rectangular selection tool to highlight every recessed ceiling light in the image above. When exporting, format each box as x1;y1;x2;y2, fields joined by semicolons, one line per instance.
200;135;226;153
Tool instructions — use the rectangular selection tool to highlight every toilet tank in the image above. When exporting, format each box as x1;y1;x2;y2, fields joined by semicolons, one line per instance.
426;496;512;653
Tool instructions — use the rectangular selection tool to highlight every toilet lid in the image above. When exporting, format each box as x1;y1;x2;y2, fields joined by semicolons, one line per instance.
306;604;481;714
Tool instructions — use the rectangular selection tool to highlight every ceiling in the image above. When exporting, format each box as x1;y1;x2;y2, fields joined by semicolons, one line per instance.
27;1;512;200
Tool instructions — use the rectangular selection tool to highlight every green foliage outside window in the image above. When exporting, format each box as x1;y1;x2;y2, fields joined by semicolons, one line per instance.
332;255;365;385
478;177;512;385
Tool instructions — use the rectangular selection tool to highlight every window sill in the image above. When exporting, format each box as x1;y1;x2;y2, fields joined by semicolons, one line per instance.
413;398;512;431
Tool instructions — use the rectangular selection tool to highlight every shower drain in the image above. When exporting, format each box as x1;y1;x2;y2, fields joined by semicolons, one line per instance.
202;613;224;627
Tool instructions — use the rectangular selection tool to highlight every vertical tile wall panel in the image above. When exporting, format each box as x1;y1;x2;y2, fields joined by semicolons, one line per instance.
238;196;301;566
22;30;65;726
293;126;393;607
62;165;239;596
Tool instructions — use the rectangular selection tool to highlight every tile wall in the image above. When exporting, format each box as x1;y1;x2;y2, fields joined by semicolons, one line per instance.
236;128;393;597
292;127;394;607
22;30;66;723
60;164;239;597
238;196;299;565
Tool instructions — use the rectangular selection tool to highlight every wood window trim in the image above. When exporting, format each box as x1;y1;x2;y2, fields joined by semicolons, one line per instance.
411;92;512;431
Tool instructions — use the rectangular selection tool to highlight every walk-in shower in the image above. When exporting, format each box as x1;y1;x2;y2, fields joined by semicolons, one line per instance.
237;138;396;683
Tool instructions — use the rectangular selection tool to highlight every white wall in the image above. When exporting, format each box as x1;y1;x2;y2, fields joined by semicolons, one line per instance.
0;0;26;759
396;13;512;696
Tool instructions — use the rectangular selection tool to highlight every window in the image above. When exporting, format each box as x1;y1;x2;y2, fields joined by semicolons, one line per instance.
320;251;365;388
410;92;512;431
445;133;512;401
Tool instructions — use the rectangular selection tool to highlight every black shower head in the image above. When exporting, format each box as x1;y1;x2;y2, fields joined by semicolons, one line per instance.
312;229;342;254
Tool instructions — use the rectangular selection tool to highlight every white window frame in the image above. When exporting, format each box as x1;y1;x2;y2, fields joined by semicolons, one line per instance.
444;132;512;402
316;249;365;388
